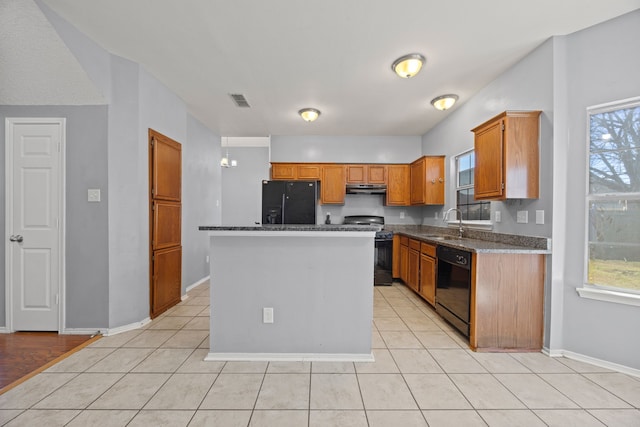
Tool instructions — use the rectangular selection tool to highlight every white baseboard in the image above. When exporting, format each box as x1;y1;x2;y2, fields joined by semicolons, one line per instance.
543;347;640;378
103;317;151;336
187;276;209;293
205;352;375;363
60;328;103;336
0;327;10;334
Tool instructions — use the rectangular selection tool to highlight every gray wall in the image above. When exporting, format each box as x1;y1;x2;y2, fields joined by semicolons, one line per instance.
421;40;554;238
555;10;640;370
19;2;223;330
184;116;221;285
271;135;424;224
221;147;270;226
0;105;110;329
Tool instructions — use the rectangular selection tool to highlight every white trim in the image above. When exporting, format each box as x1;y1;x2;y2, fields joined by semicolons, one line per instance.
543;347;640;378
186;276;209;293
103;317;151;336
205;352;375;362
0;327;10;334
5;118;66;333
576;286;640;307
59;328;103;336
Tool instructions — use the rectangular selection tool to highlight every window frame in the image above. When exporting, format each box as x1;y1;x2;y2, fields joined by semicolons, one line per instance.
451;149;492;229
578;96;640;307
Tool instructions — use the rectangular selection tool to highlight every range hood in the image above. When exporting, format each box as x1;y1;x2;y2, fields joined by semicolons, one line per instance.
346;184;387;194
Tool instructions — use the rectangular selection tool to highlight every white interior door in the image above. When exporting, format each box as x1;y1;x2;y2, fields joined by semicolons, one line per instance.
6;118;64;331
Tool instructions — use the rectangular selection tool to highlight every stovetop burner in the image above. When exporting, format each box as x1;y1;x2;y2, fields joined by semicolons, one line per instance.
342;215;392;240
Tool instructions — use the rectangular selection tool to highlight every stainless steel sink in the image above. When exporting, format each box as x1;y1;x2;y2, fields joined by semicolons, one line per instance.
424;235;459;241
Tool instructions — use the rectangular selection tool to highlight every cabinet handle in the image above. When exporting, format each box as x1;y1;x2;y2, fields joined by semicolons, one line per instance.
439;178;443;183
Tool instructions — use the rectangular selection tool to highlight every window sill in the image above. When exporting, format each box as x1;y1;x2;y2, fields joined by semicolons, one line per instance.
576;287;640;307
447;220;493;231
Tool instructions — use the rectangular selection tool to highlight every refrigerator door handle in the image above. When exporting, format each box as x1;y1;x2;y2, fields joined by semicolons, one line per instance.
281;194;285;224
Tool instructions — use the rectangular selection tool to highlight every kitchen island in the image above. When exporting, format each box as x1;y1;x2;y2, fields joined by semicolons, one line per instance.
198;225;378;361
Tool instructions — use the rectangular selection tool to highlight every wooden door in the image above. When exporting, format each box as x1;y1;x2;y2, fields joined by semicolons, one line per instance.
419;252;436;306
149;129;182;318
410;157;426;205
424;156;445;205
6;118;64;331
368;165;386;184
386;165;410;206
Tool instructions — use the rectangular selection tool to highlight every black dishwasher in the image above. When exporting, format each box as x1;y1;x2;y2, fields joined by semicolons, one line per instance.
436;245;471;337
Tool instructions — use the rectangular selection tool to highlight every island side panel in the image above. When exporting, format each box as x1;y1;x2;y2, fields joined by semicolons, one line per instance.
208;233;374;357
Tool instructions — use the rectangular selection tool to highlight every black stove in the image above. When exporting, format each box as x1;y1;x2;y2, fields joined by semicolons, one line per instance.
343;215;393;286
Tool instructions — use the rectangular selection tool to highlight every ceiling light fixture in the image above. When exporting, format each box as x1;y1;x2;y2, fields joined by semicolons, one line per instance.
430;94;459;111
299;108;321;122
391;53;426;78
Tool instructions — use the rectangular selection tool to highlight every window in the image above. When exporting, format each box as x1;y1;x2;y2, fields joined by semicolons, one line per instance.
456;150;490;221
586;98;640;295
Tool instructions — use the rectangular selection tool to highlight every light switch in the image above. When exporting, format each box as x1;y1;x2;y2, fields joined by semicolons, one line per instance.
88;189;101;202
495;211;501;223
536;210;545;225
516;210;528;224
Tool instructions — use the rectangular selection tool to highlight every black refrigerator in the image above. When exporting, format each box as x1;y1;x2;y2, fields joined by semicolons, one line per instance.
262;180;318;224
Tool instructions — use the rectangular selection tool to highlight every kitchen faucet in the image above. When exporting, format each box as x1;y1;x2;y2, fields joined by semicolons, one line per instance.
443;207;464;238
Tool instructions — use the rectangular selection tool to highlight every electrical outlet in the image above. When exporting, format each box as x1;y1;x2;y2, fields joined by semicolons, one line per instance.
205;255;210;263
516;210;529;224
495;211;501;223
536;210;545;225
263;307;274;324
399;211;405;219
87;189;101;202
434;211;438;219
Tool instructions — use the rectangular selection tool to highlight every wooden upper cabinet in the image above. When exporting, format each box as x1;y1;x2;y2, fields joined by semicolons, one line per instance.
472;111;541;200
410;156;445;205
297;164;321;180
320;165;346;204
271;163;296;180
386;164;410;206
346;164;387;184
368;165;387;184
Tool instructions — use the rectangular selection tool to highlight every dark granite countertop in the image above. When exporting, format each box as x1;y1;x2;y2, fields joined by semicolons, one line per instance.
385;225;551;254
199;224;381;232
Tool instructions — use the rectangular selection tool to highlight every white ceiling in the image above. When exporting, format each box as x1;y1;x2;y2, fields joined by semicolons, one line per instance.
37;1;640;136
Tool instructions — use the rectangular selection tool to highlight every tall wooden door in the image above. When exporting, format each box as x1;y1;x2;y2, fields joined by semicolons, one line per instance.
6;118;64;331
149;129;182;318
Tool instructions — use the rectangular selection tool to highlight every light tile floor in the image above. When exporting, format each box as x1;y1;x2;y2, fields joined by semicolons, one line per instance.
1;282;639;426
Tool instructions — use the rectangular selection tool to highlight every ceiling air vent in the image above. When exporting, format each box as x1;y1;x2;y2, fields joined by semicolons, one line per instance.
229;93;250;108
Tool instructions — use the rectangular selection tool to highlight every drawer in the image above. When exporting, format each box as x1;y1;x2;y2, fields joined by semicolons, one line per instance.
421;242;436;257
409;239;421;251
400;236;409;246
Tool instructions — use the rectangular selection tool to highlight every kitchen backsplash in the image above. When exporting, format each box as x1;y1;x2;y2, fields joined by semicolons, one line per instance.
316;194;422;225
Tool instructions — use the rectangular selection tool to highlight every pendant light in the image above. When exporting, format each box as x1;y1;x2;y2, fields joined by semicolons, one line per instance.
220;137;238;168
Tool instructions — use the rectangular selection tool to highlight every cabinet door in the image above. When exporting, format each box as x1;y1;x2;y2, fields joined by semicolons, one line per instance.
368;165;387;184
400;243;409;283
297;164;321;180
392;235;401;279
271;163;297;180
346;165;367;184
321;165;346;204
419;253;436;306
410;157;426;205
407;248;420;292
474;119;504;199
424;156;445;205
386;165;410;206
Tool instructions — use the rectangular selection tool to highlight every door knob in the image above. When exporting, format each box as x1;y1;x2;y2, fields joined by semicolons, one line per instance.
9;235;23;242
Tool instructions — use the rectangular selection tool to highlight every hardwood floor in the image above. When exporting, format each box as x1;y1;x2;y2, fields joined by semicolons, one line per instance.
0;332;98;393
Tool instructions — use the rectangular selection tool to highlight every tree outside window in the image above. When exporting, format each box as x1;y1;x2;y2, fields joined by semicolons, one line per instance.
587;99;640;292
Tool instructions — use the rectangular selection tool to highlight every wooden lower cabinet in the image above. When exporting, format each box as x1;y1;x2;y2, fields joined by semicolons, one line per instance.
419;243;436;306
399;236;409;283
407;239;420;293
470;253;545;352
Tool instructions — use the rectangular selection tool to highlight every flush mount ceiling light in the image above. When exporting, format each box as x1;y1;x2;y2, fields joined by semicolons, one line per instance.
299;108;321;122
391;53;426;78
431;94;459;111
